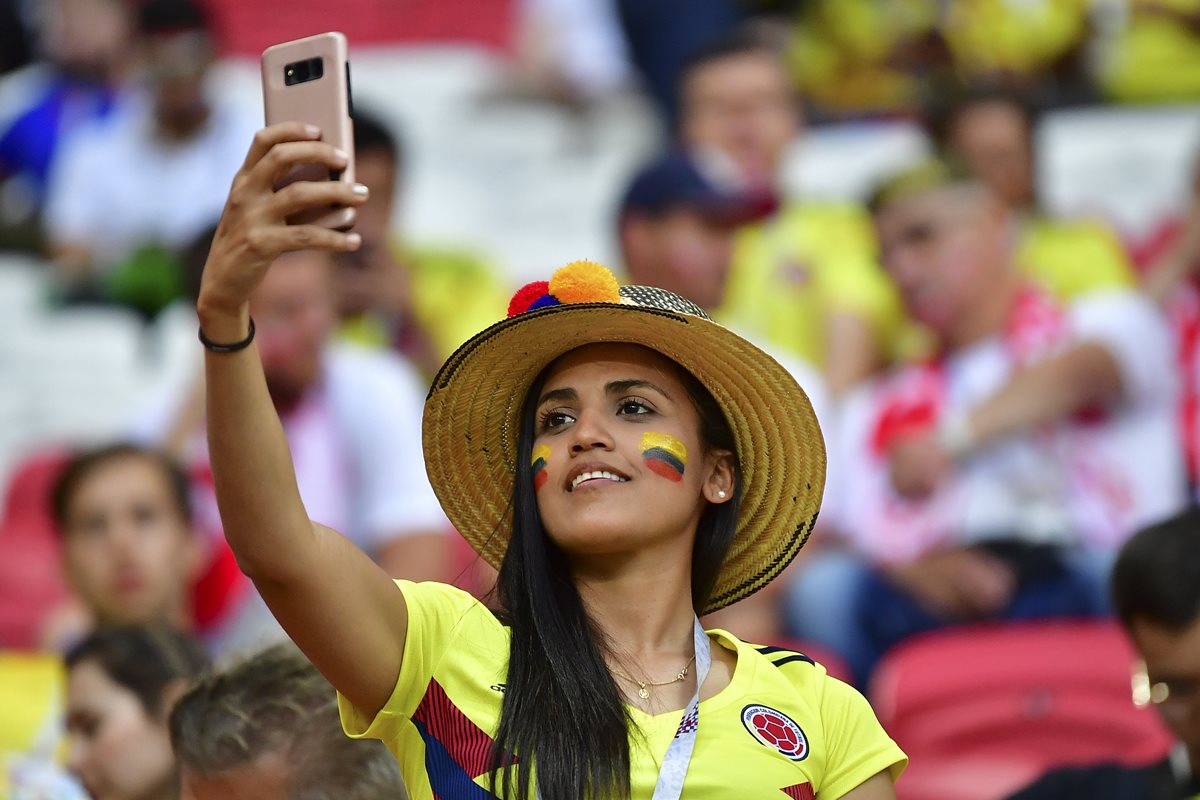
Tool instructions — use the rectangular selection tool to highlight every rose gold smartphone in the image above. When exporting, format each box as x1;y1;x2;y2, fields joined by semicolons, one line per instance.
261;32;355;230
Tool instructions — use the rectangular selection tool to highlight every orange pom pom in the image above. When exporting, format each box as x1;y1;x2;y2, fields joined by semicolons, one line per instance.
549;260;620;305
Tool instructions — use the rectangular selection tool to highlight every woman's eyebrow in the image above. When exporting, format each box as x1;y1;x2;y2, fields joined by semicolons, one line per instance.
537;386;578;406
606;379;673;401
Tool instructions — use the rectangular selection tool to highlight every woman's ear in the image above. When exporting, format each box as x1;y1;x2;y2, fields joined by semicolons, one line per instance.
702;450;735;504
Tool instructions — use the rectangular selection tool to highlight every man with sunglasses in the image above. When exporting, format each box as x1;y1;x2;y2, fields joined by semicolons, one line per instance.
1011;508;1200;798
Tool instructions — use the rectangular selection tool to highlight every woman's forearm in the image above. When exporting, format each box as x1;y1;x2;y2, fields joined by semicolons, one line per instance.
199;303;318;583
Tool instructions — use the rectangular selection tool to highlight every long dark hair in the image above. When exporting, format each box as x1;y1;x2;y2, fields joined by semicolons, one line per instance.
489;354;741;799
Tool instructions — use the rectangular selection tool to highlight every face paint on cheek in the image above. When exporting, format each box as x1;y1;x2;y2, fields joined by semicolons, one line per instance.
531;445;551;492
641;432;687;483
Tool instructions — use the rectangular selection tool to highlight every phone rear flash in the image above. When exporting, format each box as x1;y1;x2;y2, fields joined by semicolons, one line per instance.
284;57;323;86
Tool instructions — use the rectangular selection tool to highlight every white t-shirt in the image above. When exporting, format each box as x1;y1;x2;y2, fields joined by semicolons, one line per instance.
829;288;1185;563
44;92;253;268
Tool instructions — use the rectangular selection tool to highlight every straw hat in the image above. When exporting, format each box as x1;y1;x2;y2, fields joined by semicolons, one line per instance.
422;260;825;614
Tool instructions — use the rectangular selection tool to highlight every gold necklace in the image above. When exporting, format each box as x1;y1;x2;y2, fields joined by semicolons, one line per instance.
609;655;697;700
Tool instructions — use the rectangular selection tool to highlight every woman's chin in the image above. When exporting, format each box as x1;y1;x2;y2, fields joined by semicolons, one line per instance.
546;517;684;563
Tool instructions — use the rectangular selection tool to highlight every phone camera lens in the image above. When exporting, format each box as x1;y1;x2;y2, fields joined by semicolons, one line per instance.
284;57;322;86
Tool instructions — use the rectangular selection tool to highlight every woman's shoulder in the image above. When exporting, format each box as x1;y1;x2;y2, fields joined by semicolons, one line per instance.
711;631;831;683
711;630;868;717
395;580;506;639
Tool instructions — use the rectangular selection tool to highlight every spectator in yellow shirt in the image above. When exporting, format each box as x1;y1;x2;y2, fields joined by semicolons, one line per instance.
931;87;1136;301
678;31;907;394
1097;0;1200;103
334;110;510;378
787;0;949;120
941;0;1092;97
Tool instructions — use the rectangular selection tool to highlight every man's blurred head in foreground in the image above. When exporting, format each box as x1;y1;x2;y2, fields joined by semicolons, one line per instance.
171;643;405;800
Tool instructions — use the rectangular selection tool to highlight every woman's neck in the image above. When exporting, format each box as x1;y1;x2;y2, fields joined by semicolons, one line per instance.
572;544;697;662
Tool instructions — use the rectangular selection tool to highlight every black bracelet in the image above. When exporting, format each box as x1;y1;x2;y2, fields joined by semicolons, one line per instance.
199;317;256;352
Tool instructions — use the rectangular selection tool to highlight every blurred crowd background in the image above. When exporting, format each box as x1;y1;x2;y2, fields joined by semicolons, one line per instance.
2;0;1200;798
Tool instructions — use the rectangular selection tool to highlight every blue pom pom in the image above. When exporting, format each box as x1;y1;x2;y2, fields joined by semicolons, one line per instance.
528;294;562;311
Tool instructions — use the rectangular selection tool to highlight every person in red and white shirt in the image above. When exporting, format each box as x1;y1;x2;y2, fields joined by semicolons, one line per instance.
785;159;1187;684
134;248;449;658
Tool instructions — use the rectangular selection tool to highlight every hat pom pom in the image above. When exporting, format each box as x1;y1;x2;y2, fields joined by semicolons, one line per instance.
527;293;561;312
508;281;552;318
549;260;620;305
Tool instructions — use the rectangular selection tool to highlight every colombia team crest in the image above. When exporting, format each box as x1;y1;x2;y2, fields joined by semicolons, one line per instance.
741;704;809;761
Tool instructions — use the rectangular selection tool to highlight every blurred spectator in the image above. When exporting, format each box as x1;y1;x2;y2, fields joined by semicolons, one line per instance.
787;0;949;120
171;643;406;799
0;0;135;250
43;0;253;316
931;86;1136;302
335;110;510;378
615;149;828;643
677;31;907;393
41;444;200;652
1009;508;1200;798
64;625;209;800
617;150;774;311
511;0;635;106
787;160;1185;683
136;247;450;657
615;0;748;128
1097;0;1200;103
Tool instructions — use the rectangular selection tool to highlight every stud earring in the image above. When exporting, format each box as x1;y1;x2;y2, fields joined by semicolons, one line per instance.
717;490;727;499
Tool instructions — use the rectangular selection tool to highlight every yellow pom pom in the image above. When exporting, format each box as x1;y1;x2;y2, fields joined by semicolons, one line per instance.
549;260;620;305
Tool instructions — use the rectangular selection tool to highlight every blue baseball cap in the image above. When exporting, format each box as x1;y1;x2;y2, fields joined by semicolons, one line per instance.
618;152;778;224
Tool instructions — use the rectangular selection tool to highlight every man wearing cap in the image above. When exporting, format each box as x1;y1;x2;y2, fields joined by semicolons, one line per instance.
786;158;1187;684
617;150;831;644
44;0;254;312
617;151;776;315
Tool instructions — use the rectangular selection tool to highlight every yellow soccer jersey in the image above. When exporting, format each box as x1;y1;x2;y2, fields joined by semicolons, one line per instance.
719;201;908;368
1015;217;1135;302
337;240;510;364
339;581;907;799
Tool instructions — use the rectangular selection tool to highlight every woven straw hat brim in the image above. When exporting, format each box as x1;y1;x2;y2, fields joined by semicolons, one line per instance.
422;300;826;615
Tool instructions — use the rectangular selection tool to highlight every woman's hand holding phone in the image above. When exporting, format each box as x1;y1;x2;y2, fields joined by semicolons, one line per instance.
196;123;368;339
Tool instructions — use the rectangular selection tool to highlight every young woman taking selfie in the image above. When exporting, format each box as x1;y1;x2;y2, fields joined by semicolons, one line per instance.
195;123;906;799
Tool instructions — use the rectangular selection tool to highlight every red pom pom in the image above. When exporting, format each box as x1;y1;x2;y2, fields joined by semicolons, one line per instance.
508;281;552;318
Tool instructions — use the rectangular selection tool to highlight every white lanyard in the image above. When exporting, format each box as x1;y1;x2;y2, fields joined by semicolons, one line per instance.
534;617;711;800
650;617;711;800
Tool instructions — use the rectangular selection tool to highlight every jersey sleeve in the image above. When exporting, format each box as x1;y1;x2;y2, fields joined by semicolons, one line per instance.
816;675;907;798
1067;290;1174;407
338;580;481;741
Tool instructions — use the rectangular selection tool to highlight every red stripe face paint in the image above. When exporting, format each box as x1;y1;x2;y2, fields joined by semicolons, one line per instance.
641;432;687;483
531;445;551;491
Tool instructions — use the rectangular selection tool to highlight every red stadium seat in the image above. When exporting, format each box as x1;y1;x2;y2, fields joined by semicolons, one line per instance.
0;448;71;650
869;620;1175;800
202;0;516;57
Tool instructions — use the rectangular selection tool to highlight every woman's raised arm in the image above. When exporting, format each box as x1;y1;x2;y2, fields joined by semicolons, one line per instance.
197;123;408;717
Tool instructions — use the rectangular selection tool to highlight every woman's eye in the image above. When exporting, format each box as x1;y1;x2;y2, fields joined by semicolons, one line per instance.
618;399;651;416
540;410;575;430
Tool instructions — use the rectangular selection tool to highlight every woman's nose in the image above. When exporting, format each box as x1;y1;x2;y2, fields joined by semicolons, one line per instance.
569;408;613;453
